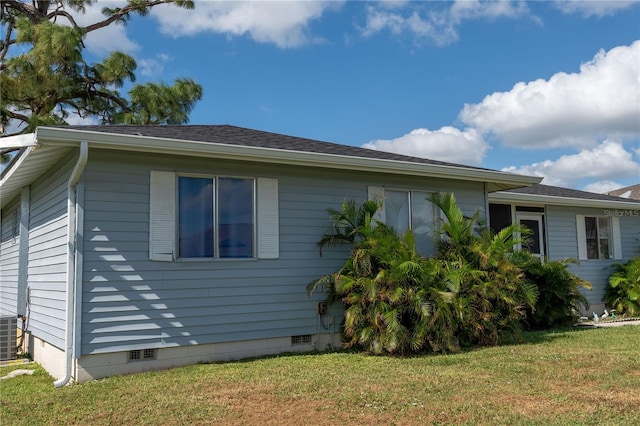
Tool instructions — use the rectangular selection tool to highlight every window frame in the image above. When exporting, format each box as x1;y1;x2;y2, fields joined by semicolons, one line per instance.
369;186;437;257
584;216;611;260
176;173;257;261
576;214;621;261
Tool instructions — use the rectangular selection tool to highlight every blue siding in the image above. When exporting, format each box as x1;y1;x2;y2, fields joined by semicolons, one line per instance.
25;153;75;350
80;150;486;355
546;205;640;308
0;201;20;315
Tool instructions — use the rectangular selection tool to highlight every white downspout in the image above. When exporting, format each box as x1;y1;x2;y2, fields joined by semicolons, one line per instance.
54;141;88;388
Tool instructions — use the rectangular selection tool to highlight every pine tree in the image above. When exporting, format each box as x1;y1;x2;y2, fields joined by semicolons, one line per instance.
1;0;202;157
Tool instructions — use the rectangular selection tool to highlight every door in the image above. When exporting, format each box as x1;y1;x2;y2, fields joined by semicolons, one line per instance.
516;213;545;258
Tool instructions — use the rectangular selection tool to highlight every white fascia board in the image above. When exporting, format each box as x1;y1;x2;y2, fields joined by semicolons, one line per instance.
0;147;31;186
489;192;640;210
0;133;36;149
35;127;541;190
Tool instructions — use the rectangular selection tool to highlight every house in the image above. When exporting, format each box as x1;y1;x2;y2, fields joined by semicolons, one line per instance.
0;125;541;383
489;184;640;312
606;183;640;200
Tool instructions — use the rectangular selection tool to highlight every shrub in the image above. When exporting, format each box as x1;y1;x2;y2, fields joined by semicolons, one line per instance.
604;257;640;317
431;194;537;347
310;195;540;355
511;251;591;329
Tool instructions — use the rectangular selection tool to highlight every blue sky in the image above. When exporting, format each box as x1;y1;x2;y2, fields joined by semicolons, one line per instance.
76;1;639;192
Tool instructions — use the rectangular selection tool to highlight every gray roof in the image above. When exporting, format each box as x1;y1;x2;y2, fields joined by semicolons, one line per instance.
60;124;493;172
505;184;640;204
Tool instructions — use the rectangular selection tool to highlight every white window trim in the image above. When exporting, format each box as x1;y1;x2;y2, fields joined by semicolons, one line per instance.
368;186;437;255
576;214;621;261
149;171;279;261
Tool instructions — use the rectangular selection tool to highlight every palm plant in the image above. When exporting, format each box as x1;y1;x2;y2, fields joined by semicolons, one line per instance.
317;199;379;255
310;199;459;355
309;194;541;355
335;226;437;354
430;193;537;347
604;257;640;317
511;251;591;329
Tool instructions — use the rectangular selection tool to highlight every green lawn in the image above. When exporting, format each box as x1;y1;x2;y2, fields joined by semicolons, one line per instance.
2;326;639;425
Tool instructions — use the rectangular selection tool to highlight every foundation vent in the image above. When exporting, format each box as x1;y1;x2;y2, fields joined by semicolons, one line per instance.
291;334;312;346
128;348;157;362
0;315;17;361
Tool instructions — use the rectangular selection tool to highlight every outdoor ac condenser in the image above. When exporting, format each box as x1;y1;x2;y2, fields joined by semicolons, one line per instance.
0;315;18;361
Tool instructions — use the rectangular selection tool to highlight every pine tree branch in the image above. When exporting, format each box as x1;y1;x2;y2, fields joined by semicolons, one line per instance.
3;109;30;123
83;0;174;33
0;0;41;23
0;16;14;65
46;9;80;28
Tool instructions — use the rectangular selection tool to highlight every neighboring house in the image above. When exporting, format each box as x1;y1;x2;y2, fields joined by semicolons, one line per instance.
0;125;541;383
606;183;640;200
489;184;640;313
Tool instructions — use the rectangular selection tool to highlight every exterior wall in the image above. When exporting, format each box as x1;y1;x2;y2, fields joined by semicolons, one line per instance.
24;152;75;350
0;200;20;315
546;205;640;311
79;149;486;358
25;331;67;380
75;332;341;383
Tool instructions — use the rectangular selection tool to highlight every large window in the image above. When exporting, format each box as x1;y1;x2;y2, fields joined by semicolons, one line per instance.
178;176;254;259
384;189;436;257
584;216;611;260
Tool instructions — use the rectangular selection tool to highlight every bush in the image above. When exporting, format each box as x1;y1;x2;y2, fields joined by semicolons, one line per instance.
431;194;537;347
511;251;591;329
604;257;640;317
310;195;539;355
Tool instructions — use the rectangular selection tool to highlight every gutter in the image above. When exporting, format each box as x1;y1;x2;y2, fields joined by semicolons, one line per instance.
34;127;541;192
488;192;640;210
54;141;88;388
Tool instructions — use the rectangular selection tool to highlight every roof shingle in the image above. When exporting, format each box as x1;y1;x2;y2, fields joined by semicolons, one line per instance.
505;184;640;204
59;124;494;172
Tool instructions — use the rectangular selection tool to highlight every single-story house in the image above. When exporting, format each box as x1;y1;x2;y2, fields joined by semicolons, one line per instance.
0;125;636;384
489;184;640;312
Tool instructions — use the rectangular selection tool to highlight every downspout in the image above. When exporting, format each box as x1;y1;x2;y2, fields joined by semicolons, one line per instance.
54;141;88;388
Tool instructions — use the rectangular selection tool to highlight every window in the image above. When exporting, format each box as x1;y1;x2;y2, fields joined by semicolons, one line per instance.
584;216;610;259
576;215;621;261
178;176;254;259
369;187;436;257
149;171;279;261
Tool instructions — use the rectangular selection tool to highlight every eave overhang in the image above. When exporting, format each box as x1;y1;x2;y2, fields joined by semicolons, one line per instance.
37;127;541;188
1;126;542;208
489;191;640;210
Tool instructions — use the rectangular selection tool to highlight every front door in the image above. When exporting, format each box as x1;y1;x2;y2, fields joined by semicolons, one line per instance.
516;213;545;258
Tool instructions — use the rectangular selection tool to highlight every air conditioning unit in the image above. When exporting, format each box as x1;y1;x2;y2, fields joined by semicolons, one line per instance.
0;315;18;361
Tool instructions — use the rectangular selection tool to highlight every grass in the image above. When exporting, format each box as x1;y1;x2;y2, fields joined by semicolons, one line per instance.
2;326;639;425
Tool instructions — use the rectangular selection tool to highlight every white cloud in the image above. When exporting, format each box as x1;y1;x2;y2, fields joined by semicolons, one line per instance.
150;1;343;48
501;140;640;188
450;0;531;22
553;0;640;18
361;0;532;46
459;41;640;149
362;127;489;166
582;180;625;194
65;113;100;126
138;53;172;77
